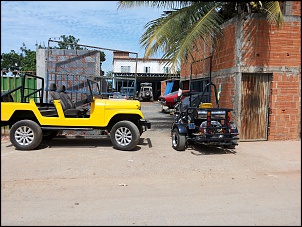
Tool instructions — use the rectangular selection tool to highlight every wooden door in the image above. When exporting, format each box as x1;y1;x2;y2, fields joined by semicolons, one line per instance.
240;73;270;141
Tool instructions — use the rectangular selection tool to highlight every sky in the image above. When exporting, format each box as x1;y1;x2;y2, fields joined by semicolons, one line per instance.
1;1;165;58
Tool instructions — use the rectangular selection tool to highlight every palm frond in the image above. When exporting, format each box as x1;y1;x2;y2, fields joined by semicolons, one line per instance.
261;1;284;28
140;9;185;57
118;1;196;10
139;2;223;70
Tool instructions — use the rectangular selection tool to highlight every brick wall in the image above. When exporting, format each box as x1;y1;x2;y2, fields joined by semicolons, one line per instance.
240;17;301;68
282;1;301;16
211;75;236;110
269;73;301;140
180;2;301;141
291;1;301;15
47;49;101;77
160;81;167;97
46;49;102;101
212;24;236;71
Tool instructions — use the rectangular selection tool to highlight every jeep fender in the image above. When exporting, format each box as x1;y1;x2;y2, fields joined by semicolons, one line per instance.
172;123;188;135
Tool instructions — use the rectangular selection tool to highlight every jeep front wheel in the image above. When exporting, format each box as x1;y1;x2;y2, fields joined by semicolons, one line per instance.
10;120;43;150
110;121;140;151
172;128;186;151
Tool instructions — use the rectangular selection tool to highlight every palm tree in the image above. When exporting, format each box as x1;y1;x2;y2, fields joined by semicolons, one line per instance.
118;1;284;69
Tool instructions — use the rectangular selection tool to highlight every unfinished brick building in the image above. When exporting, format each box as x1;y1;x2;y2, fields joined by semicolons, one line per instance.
179;1;301;141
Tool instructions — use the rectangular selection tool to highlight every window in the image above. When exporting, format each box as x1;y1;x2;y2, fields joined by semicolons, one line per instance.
121;66;131;73
191;78;210;92
144;67;150;73
164;67;170;74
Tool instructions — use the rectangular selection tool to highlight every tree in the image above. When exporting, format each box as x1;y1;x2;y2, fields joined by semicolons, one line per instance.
56;35;82;50
1;50;23;71
118;1;284;69
20;43;36;71
1;43;36;71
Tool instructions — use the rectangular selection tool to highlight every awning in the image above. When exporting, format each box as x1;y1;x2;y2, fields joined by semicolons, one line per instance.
164;81;174;95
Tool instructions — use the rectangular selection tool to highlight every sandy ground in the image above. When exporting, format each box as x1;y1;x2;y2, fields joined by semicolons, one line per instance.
1;101;301;226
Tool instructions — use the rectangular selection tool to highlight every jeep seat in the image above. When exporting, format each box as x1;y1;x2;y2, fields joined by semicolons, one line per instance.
57;85;88;117
49;83;60;101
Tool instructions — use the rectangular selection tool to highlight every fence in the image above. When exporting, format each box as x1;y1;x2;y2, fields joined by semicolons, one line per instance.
1;74;37;102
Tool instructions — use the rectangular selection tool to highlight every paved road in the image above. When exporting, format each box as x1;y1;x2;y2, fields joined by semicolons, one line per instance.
1;101;301;226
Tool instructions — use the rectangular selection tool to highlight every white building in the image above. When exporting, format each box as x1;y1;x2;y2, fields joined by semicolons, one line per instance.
112;51;179;99
113;51;174;74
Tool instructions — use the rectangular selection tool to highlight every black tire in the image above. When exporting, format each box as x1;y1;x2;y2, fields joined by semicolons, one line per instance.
172;128;186;151
110;121;140;151
10;120;43;150
42;130;60;140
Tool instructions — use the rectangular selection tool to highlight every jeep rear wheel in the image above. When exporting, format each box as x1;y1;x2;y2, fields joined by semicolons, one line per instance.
110;121;140;151
10;120;43;150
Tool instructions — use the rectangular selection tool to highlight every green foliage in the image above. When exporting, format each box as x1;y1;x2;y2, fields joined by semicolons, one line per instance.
99;51;106;62
19;43;36;71
1;43;36;71
57;35;82;50
1;50;23;71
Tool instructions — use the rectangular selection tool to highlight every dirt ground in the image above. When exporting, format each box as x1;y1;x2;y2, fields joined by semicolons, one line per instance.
1;101;301;226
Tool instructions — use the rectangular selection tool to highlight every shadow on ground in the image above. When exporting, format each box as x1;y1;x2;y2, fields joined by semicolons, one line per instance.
187;143;237;155
32;136;153;152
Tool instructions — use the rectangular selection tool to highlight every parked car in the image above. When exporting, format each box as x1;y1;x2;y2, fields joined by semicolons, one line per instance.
158;90;191;111
138;82;153;102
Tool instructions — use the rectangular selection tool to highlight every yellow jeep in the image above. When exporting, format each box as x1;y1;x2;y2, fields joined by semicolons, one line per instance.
1;74;151;151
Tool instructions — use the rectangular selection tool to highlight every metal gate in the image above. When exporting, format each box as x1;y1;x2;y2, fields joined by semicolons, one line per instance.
240;73;270;141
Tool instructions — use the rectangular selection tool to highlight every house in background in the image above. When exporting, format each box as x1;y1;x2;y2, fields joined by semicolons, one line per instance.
179;1;301;141
112;51;179;100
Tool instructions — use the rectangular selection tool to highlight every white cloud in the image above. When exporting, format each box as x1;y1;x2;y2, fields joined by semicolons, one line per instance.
1;1;163;57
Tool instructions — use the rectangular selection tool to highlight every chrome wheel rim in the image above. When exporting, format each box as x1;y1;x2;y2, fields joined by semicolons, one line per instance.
14;126;34;146
115;126;132;146
172;132;177;147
